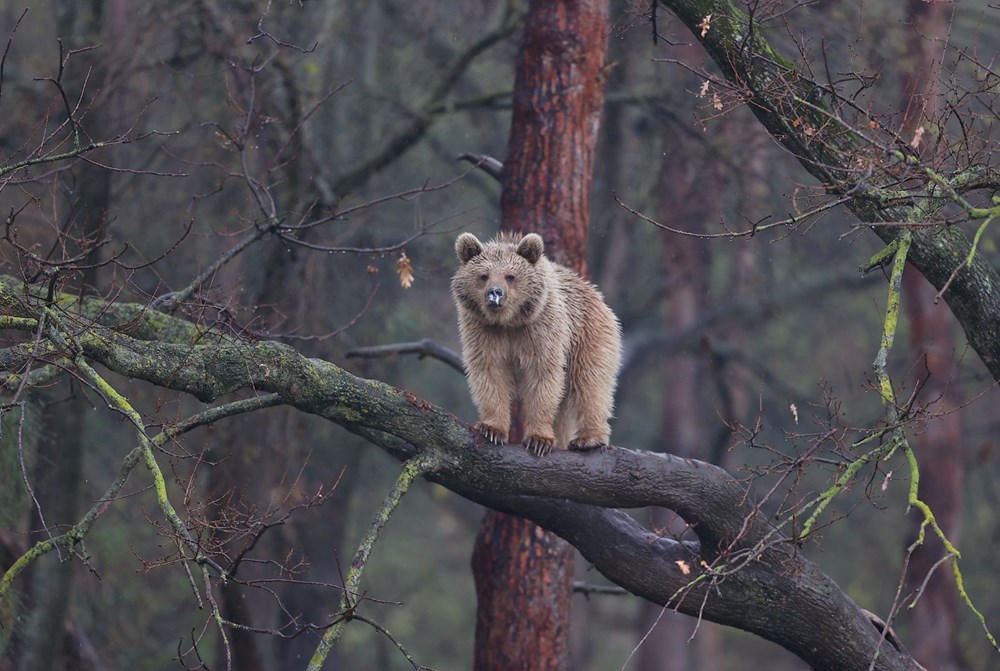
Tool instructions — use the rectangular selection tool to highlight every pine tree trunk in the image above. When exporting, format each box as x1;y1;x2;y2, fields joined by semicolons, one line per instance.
16;3;111;669
903;268;964;671
897;3;963;669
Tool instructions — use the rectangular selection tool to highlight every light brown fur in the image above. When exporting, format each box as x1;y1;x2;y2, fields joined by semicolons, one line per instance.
451;232;622;456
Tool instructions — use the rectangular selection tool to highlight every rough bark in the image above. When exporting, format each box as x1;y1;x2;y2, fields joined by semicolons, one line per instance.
471;514;574;671
0;284;923;671
659;0;1000;381
499;0;609;268
472;1;610;670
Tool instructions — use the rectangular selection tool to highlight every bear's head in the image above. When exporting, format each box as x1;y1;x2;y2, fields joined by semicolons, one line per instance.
452;232;548;326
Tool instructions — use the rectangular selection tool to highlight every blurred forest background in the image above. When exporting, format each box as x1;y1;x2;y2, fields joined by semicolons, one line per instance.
0;1;999;670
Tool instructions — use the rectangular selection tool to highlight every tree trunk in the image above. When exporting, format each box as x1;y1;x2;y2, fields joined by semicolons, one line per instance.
471;514;576;671
16;3;111;670
902;268;964;671
472;1;609;669
638;131;711;671
498;0;608;269
896;4;963;669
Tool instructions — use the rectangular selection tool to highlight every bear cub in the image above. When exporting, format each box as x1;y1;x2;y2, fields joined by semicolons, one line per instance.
451;231;622;456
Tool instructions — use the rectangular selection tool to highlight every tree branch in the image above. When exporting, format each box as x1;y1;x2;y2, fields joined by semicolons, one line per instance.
345;338;464;373
658;0;1000;382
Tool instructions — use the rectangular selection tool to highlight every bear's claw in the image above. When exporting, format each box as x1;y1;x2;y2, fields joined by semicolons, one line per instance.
524;435;554;457
476;423;508;446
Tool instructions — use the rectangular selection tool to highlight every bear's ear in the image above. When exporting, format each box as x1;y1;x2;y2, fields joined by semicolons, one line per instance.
516;233;544;264
456;233;484;264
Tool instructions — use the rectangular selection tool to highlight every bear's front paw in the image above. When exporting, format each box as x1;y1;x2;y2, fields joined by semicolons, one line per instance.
568;437;607;452
523;435;555;457
476;423;508;446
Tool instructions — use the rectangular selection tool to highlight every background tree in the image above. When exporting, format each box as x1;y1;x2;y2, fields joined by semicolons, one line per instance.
896;2;965;669
13;3;117;669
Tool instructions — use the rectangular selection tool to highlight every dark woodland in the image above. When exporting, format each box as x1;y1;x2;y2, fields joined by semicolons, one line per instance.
1;2;1000;670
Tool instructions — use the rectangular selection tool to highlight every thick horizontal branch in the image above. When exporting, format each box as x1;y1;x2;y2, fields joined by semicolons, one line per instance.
358;421;916;671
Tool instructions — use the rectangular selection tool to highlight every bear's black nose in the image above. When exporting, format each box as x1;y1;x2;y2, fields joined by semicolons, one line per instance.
486;286;505;307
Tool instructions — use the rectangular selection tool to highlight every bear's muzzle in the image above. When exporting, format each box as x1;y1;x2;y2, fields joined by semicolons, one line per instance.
486;286;505;309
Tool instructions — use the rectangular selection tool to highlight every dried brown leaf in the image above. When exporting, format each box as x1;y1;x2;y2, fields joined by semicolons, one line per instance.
699;13;713;37
396;252;414;289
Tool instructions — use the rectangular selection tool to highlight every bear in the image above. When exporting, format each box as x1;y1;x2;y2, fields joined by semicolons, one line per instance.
450;231;622;456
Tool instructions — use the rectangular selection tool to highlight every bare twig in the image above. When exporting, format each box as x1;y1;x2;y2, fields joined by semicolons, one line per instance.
346;338;464;374
306;455;439;671
456;152;503;181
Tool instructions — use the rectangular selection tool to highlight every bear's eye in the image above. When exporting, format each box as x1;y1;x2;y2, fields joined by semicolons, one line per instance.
479;273;489;282
505;274;515;283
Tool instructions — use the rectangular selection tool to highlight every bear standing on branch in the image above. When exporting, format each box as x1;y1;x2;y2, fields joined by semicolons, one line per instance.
450;232;622;456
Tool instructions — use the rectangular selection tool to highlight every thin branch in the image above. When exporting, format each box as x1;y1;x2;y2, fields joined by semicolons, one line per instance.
329;4;523;197
0;8;28;116
456;153;503;181
352;614;437;671
306;455;439;670
346;339;464;374
0;393;282;600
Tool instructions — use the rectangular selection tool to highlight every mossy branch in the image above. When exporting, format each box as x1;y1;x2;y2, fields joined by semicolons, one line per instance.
0;275;947;668
868;235;995;650
40;309;196;570
0;393;281;601
307;455;438;671
660;0;1000;384
799;430;901;539
0;142;105;179
873;232;911;414
902;438;998;652
801;234;911;538
803;227;997;648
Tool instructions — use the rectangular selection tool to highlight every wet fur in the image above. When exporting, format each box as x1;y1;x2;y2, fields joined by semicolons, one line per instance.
451;232;622;455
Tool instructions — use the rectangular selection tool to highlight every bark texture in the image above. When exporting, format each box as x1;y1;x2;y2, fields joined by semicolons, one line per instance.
499;0;609;270
471;515;574;670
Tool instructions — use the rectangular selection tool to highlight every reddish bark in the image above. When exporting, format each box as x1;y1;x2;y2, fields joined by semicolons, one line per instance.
472;514;576;670
499;0;609;274
897;4;963;670
472;1;609;669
